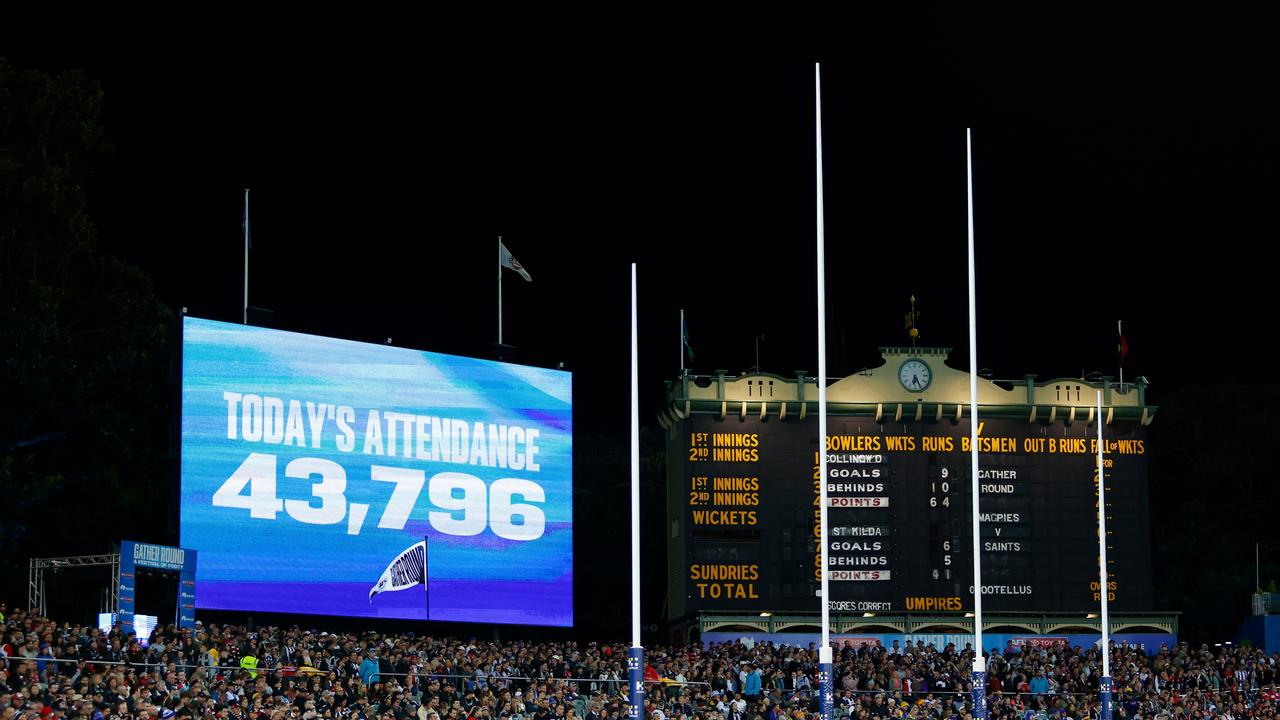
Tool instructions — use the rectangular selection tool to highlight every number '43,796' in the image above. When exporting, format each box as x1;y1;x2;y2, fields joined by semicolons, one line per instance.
210;452;546;540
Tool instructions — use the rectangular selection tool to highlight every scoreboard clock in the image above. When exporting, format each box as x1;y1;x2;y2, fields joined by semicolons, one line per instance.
898;358;932;392
662;347;1154;618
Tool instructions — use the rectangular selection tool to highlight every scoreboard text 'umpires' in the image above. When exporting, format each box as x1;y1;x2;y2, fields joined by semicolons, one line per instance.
661;346;1154;620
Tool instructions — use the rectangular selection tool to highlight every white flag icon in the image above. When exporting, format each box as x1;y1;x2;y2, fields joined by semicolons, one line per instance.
369;541;426;601
499;240;532;282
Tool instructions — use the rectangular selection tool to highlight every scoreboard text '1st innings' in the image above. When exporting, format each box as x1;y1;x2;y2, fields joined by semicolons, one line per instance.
661;346;1153;619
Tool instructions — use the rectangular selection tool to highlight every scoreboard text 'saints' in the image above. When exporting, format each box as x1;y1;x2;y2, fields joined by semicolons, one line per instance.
663;347;1154;617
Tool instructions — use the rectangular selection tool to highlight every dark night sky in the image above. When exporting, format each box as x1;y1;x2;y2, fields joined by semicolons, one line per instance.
6;9;1278;429
5;7;1280;634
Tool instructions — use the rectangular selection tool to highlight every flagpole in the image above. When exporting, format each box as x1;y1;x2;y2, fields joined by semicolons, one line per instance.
965;128;987;720
680;309;686;376
1096;391;1113;720
1117;320;1124;390
498;236;504;346
243;189;250;325
627;263;645;720
814;63;833;720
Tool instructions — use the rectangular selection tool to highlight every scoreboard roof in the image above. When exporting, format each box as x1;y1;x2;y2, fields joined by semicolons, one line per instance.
660;347;1155;427
662;346;1156;623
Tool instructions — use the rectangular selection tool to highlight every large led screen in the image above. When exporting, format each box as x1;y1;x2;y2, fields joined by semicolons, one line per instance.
181;317;572;626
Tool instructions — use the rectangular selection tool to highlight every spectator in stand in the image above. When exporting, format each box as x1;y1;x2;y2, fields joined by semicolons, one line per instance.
743;667;761;703
362;651;382;685
7;606;1280;720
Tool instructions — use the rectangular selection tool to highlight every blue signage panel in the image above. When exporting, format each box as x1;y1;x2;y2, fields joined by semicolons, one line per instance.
180;317;573;626
119;540;197;634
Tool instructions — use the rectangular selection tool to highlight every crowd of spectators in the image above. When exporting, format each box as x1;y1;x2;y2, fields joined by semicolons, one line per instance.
3;604;1279;720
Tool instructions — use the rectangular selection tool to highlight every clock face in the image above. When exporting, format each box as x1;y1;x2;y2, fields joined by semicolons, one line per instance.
898;359;932;392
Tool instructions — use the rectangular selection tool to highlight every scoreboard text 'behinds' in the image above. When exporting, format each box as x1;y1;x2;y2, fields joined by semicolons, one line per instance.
663;346;1154;618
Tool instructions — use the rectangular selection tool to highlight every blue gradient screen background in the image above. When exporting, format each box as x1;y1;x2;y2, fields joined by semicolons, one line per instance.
180;317;572;626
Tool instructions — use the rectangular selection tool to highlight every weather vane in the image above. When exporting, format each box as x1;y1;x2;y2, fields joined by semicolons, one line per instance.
904;295;920;349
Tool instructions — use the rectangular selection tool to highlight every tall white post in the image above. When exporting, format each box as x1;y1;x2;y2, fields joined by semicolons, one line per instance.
627;263;645;720
1097;390;1113;719
814;63;834;720
965;128;987;719
630;263;641;647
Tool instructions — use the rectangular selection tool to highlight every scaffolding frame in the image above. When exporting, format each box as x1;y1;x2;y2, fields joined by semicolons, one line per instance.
28;553;121;618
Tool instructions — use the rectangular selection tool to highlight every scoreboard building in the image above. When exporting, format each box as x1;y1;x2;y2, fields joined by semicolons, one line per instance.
661;346;1165;637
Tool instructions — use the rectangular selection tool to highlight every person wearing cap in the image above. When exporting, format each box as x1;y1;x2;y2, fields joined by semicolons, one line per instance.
727;698;745;720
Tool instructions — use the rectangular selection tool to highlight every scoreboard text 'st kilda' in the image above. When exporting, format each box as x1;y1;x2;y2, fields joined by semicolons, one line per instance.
661;347;1154;619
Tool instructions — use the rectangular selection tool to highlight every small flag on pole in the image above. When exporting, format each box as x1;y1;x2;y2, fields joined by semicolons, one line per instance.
1117;323;1128;367
499;240;532;282
369;541;426;601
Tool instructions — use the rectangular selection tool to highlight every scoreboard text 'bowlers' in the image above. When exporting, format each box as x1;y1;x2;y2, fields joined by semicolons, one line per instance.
662;346;1154;617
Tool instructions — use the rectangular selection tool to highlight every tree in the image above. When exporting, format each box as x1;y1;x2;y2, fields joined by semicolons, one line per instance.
1149;383;1280;642
0;58;174;611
